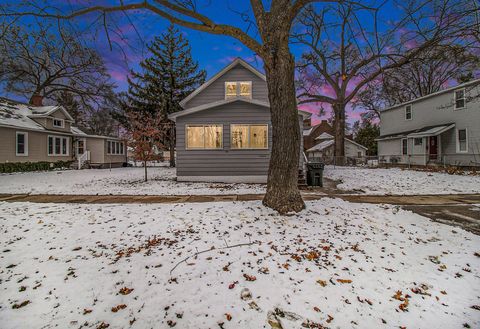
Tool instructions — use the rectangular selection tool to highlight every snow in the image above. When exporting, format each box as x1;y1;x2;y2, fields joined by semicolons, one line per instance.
324;166;480;195
1;199;478;328
0;167;266;195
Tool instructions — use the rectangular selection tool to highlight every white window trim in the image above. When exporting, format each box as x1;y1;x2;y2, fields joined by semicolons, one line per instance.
185;124;223;150
454;88;466;110
456;128;468;153
401;138;408;155
230;124;269;150
47;135;69;156
16;131;28;156
405;105;412;121
224;81;252;100
107;140;125;155
52;118;65;128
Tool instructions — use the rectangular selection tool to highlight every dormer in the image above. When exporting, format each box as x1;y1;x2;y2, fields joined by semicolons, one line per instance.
28;105;75;132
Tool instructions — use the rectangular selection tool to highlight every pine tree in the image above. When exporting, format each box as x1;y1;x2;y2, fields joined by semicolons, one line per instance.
126;25;206;167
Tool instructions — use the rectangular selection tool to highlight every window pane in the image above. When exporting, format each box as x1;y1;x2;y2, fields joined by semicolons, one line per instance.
249;125;268;149
204;125;222;148
17;134;25;154
187;126;205;148
48;137;53;154
55;137;61;154
107;141;111;154
414;138;422;146
225;82;237;98
62;138;67;155
459;129;467;151
120;143;124;154
239;82;251;97
456;99;465;109
402;139;407;155
231;125;249;149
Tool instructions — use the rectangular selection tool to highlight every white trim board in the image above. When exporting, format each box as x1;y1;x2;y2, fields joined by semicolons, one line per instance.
177;175;267;184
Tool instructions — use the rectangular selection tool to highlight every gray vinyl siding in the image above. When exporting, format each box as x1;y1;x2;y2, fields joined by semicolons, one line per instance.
183;65;268;109
378;82;480;166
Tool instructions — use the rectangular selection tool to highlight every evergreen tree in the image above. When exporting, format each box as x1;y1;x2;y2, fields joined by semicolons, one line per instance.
353;119;380;156
126;25;206;167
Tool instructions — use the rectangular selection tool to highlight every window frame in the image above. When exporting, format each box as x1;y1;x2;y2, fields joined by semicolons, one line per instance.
107;140;125;155
185;124;224;150
456;128;468;153
454;88;466;110
414;138;423;146
405;105;412;120
15;131;28;156
224;81;252;99
230;124;269;150
52;118;65;128
47;135;69;156
401;138;408;155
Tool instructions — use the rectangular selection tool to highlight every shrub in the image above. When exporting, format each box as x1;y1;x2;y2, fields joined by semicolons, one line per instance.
0;160;74;173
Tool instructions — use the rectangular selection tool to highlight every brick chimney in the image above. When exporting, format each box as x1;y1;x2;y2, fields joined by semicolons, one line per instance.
30;94;43;106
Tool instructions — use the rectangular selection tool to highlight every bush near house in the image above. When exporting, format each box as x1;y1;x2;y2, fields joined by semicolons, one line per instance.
0;161;74;173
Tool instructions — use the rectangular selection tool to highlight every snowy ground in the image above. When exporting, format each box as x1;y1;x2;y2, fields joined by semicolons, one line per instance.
0;167;265;195
1;200;479;329
324;166;480;195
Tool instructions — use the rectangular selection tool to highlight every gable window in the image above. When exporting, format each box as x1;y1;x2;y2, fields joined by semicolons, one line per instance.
48;135;69;156
231;124;268;149
414;138;422;146
454;89;465;110
53;118;65;128
107;141;124;155
405;105;412;120
401;138;408;155
186;125;223;149
16;132;28;156
457;129;468;153
225;81;252;99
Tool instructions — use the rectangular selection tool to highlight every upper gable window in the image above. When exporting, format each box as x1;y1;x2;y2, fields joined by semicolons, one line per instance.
405;105;412;120
454;89;465;110
53;118;64;128
225;81;252;99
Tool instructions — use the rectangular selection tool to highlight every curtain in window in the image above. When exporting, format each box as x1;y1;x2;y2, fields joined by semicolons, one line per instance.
250;125;267;149
204;125;222;148
187;126;205;148
225;82;237;98
240;82;251;97
231;125;249;148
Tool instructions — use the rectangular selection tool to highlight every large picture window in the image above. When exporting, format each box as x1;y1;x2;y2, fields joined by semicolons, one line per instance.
231;124;268;149
186;125;223;149
107;141;124;155
48;135;69;156
16;132;28;156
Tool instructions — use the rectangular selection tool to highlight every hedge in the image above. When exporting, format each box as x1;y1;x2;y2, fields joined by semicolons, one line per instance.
0;160;74;173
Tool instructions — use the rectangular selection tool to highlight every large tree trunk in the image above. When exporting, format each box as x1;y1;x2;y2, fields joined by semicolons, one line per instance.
333;103;346;165
262;52;305;214
169;124;176;167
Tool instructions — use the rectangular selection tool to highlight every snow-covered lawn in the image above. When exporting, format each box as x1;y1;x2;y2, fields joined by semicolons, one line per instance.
0;167;265;195
1;200;478;328
324;166;480;195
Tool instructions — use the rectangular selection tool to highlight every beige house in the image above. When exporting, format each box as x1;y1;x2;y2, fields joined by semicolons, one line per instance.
0;98;127;169
305;132;368;163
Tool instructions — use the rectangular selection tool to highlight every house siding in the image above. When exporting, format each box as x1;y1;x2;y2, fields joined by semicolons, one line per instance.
183;65;268;109
378;82;480;166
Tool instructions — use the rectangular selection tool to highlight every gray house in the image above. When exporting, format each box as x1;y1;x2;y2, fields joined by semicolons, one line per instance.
168;58;310;183
377;79;480;167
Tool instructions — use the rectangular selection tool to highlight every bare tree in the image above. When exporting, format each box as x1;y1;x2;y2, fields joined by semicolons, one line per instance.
1;0;344;214
295;0;475;163
0;21;115;106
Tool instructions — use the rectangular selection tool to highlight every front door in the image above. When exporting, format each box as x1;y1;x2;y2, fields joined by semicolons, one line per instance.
429;136;438;160
76;139;86;158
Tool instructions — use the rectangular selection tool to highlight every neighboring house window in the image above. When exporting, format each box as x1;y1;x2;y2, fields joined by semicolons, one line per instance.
16;132;28;156
414;138;422;146
48;135;69;156
186;125;223;149
53;118;64;128
107;141;124;155
225;81;252;99
401;138;408;155
231;124;268;149
405;105;412;120
457;129;468;152
454;89;465;110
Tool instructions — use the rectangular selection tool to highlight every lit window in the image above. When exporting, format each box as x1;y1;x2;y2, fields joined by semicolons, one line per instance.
414;138;422;146
405;105;412;120
48;135;69;156
401;139;408;155
186;125;223;149
16;132;28;156
53;118;64;128
239;82;252;98
457;129;467;152
231;124;268;149
225;82;237;99
225;81;252;99
454;89;465;110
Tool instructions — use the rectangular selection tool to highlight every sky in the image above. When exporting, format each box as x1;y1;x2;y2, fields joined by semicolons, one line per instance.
1;0;428;126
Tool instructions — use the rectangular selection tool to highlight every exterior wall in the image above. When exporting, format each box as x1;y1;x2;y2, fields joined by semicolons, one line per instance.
345;140;366;158
303;120;334;150
379;82;480;166
183;65;268;109
31;109;72;133
0;126;74;163
84;137;127;165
